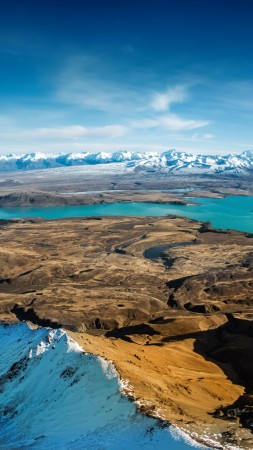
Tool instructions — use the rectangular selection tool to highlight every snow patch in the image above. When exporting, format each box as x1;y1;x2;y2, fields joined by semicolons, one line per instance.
97;355;118;380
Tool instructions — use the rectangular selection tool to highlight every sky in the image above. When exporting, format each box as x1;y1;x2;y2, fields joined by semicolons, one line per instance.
0;0;253;155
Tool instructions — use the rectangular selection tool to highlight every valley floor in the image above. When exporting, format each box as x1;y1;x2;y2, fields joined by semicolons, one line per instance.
0;166;253;207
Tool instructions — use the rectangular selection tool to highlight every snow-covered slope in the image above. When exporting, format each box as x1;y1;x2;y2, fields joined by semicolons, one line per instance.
0;149;252;174
0;323;198;449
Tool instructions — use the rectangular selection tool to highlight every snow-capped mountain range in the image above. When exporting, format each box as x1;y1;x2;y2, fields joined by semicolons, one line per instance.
0;149;252;174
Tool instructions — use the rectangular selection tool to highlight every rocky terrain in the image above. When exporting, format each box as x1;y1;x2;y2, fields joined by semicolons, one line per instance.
0;215;252;448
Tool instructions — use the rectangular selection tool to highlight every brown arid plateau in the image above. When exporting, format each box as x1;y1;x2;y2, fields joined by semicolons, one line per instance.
0;215;253;449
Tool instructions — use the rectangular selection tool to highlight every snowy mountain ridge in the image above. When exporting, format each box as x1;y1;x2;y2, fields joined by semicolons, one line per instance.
0;323;192;449
0;149;252;174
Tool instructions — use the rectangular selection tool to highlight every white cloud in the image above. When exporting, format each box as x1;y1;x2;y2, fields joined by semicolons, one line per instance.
150;85;187;112
158;114;209;131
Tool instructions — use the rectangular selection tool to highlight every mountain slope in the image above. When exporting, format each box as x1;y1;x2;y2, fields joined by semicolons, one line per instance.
0;323;186;449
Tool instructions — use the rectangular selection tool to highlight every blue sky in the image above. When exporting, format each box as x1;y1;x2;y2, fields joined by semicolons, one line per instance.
0;0;253;154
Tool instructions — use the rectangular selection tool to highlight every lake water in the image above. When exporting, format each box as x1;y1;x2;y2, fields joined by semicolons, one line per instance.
0;195;253;232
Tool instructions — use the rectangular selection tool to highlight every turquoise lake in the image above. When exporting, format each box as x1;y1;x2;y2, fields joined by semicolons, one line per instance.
0;195;253;232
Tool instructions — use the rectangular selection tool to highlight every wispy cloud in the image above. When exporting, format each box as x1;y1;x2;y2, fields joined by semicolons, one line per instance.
218;80;253;113
56;55;144;113
150;85;187;112
130;118;158;129
158;114;209;131
132;114;209;131
0;124;127;143
192;132;215;141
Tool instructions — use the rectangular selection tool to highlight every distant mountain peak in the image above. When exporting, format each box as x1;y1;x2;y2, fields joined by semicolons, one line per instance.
0;149;252;174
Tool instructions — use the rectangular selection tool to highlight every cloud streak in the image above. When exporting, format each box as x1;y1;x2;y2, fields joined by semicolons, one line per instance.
158;114;209;131
0;124;128;142
132;114;209;131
